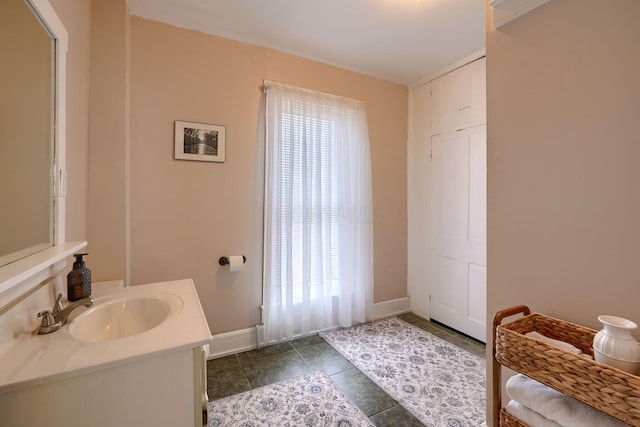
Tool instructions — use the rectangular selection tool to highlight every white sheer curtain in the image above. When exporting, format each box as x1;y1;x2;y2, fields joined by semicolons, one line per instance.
262;81;373;346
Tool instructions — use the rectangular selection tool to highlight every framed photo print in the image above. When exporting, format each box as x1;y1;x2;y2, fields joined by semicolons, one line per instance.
174;120;226;162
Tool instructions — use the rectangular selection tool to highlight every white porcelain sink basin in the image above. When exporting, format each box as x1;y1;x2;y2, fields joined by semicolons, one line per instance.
69;292;183;342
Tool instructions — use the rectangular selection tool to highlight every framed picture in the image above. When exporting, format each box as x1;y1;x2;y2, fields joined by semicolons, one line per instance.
174;120;226;162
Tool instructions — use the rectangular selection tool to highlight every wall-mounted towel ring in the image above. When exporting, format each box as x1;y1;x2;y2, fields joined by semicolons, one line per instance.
219;255;246;266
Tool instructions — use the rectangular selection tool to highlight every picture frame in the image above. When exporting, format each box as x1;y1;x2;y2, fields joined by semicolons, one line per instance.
174;120;226;162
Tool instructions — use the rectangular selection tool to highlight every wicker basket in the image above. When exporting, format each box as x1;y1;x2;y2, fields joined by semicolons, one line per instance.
499;408;528;427
496;312;640;426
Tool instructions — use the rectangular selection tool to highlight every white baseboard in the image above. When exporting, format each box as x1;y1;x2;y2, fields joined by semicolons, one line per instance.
209;327;258;359
368;296;411;321
208;296;411;360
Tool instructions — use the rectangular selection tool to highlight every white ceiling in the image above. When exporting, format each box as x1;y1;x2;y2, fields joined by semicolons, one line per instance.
127;0;485;85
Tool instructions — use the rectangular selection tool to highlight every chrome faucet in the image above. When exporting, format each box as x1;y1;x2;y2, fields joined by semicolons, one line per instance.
36;294;93;335
52;293;93;325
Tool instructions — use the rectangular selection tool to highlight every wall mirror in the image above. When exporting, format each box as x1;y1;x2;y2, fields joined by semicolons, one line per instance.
0;0;58;267
0;0;85;296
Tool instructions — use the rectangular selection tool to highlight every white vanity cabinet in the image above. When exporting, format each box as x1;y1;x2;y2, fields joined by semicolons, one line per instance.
0;346;208;427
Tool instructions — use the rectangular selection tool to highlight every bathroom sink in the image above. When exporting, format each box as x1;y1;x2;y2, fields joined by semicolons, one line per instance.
69;292;183;342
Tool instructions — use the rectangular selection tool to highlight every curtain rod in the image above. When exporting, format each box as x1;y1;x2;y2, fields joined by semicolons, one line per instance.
263;80;366;106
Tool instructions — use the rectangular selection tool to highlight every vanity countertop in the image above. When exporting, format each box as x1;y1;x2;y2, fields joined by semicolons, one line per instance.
0;279;212;394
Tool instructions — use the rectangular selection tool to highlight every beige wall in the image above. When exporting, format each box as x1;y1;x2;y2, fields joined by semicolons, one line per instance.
128;18;408;334
486;0;640;423
86;0;129;281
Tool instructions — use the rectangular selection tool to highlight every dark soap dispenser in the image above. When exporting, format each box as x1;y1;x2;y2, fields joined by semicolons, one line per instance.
67;253;92;301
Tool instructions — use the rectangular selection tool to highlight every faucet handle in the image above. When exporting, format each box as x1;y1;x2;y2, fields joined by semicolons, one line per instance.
52;293;64;316
37;310;62;335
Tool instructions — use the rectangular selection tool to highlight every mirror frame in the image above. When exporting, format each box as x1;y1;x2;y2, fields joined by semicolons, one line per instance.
30;0;67;246
0;0;86;296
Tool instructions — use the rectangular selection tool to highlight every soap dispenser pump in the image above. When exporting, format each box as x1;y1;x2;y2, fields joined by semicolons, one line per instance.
67;253;92;301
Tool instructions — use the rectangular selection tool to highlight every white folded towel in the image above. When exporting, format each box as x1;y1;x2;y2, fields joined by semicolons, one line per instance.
525;331;583;355
506;400;562;427
506;374;628;427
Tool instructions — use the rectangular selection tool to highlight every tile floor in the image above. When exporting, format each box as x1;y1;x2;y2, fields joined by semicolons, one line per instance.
206;312;486;426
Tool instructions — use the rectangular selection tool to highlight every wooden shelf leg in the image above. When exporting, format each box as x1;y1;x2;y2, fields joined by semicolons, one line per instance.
492;305;531;427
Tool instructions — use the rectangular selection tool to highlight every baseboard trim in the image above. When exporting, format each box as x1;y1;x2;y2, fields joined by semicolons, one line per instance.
208;297;411;359
209;327;258;359
368;296;411;321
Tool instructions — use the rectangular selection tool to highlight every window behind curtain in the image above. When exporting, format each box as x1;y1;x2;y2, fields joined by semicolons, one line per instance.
279;104;345;303
262;82;373;345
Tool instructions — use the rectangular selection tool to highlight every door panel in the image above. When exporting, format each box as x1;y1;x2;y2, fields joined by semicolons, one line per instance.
430;125;487;342
469;131;487;243
468;263;487;326
439;133;468;239
432;57;486;134
438;256;466;313
437;67;471;132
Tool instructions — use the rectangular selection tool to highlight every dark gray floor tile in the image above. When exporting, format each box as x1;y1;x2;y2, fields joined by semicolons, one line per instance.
207;366;251;400
370;404;424;427
297;342;354;375
242;351;312;388
396;312;424;324
330;368;396;417
448;336;487;359
290;334;325;349
206;354;239;371
236;341;295;364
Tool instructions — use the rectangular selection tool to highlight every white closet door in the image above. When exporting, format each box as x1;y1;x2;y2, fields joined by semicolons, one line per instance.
432;57;486;135
435;66;470;132
430;125;486;342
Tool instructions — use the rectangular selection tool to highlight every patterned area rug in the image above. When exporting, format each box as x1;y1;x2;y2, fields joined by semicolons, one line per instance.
320;317;486;426
208;370;374;427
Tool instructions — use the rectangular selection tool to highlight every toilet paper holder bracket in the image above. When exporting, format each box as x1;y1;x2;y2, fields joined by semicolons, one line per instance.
219;255;247;266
